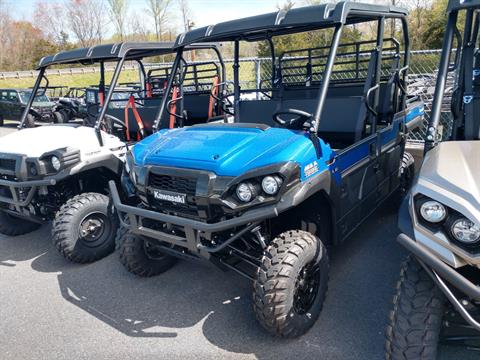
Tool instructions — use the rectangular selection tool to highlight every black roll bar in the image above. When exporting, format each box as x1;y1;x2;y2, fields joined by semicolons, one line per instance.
267;37;276;88
370;17;385;135
312;24;344;133
152;48;184;132
233;40;241;122
151;44;226;132
425;11;458;153
17;67;45;130
94;57;126;146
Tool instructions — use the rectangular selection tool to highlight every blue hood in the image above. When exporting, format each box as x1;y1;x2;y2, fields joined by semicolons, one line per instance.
132;125;334;178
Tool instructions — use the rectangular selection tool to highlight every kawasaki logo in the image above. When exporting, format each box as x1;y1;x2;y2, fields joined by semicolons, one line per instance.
152;189;186;204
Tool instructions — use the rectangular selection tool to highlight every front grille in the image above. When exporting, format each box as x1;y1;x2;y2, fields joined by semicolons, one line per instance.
148;173;199;218
148;174;197;195
0;158;16;173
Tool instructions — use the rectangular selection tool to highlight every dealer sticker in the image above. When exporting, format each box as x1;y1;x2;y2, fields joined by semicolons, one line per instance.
304;161;319;178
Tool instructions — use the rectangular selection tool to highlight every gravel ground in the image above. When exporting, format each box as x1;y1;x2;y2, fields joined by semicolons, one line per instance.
0;123;475;359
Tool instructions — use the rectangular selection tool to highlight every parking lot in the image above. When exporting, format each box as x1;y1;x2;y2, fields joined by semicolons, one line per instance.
0;124;474;360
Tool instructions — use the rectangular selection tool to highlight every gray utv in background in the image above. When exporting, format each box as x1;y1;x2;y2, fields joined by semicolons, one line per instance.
386;0;480;358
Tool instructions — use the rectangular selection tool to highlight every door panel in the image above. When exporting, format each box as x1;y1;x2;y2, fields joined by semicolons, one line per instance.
333;134;379;239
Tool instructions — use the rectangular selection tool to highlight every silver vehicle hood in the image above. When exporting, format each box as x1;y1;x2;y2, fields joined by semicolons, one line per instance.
412;141;480;269
419;141;480;208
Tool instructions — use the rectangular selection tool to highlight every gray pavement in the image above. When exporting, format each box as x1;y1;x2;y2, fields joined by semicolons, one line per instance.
0;124;475;359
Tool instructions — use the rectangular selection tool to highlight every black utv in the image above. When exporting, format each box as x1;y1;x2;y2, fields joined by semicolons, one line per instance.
0;88;68;127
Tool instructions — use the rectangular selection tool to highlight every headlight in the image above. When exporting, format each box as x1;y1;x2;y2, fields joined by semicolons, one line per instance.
51;156;61;171
419;200;447;223
236;182;256;202
28;162;38;176
450;217;480;244
125;151;137;184
125;151;133;174
261;176;281;195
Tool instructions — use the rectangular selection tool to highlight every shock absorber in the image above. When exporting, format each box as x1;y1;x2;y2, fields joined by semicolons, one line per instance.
251;226;267;249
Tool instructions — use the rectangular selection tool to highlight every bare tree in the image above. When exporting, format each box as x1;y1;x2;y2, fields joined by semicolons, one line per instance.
34;1;69;47
129;11;150;41
146;0;172;41
108;0;128;40
0;0;10;68
178;0;191;32
67;0;106;48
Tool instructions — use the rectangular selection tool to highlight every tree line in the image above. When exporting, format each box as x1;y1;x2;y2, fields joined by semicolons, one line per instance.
0;0;448;72
0;0;187;71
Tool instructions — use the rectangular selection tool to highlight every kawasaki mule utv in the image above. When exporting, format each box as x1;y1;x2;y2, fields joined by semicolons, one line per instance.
112;2;424;337
0;42;226;263
0;88;68;127
386;0;480;358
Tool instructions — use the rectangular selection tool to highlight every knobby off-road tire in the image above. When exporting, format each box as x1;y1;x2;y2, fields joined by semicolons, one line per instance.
53;111;66;124
399;152;415;195
253;230;329;338
25;114;36;128
118;229;177;277
386;256;447;360
392;152;415;207
0;210;41;236
52;193;118;263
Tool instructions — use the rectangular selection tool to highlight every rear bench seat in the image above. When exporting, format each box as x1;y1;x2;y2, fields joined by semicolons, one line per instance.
238;96;367;149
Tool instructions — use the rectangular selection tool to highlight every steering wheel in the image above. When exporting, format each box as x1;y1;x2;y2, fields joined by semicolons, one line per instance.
273;109;313;130
210;89;235;116
100;114;128;140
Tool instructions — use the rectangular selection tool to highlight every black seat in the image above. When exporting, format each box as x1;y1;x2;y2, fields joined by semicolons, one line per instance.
238;96;365;148
378;57;400;125
237;50;378;149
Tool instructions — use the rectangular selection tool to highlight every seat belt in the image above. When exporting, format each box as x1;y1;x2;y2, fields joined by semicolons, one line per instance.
169;86;179;129
124;95;145;141
208;76;220;119
146;82;153;98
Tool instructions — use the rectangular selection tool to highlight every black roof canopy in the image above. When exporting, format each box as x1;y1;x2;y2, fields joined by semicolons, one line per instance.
447;0;480;11
37;42;219;69
174;1;408;47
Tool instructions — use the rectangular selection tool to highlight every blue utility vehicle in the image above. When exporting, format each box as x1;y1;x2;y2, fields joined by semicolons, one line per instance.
112;2;424;337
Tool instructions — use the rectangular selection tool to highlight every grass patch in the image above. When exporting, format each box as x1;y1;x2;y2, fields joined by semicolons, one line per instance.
0;70;141;89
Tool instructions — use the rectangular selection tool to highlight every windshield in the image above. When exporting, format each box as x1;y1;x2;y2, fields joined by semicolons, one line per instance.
18;91;50;104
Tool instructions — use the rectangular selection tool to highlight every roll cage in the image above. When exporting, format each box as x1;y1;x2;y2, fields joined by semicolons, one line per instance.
426;0;480;151
154;1;410;141
21;42;225;146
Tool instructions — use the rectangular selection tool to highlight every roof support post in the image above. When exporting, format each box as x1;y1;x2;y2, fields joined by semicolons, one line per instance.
153;47;184;132
99;61;105;106
267;37;276;88
95;57;126;146
18;67;45;129
425;11;458;153
313;24;344;133
233;40;241;122
370;17;385;135
400;16;410;110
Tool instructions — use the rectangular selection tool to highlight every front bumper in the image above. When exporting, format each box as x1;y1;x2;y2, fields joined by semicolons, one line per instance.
109;180;279;256
0;177;56;210
398;233;480;301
